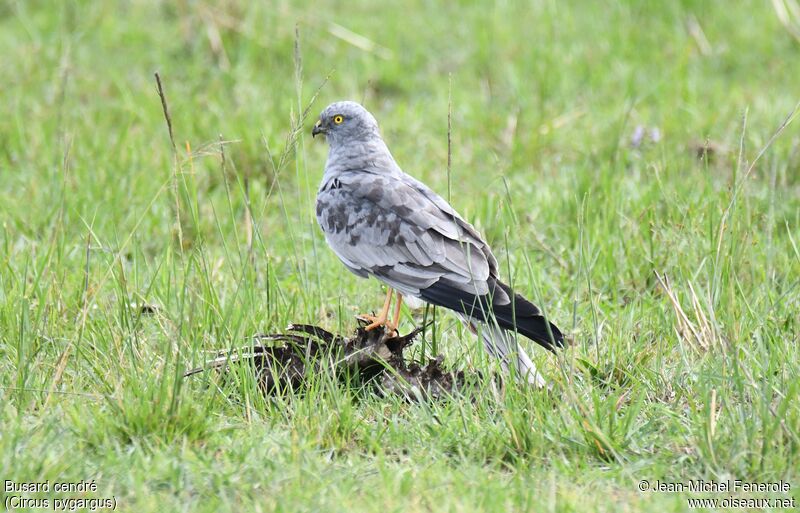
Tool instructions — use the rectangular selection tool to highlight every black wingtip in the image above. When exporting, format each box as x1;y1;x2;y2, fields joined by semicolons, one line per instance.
508;314;564;353
419;278;565;353
487;279;564;353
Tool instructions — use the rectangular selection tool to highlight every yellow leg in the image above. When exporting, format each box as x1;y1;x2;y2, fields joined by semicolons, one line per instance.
359;288;393;331
386;294;404;332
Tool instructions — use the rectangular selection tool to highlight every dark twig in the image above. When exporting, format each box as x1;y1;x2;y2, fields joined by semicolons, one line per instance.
447;73;452;203
154;72;176;153
154;71;184;250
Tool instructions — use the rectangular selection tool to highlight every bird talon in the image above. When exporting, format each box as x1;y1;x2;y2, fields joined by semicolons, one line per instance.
357;289;394;331
363;319;387;331
358;314;397;334
358;313;389;331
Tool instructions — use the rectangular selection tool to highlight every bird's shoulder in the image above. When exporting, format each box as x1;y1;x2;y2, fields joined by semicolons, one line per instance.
331;171;466;229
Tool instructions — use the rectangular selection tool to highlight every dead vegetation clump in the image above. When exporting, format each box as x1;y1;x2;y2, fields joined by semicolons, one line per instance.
184;321;471;400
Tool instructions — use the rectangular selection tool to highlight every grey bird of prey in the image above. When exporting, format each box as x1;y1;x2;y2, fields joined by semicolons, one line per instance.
312;101;563;385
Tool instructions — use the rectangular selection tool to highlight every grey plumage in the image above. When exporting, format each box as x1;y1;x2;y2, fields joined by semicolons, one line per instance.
313;101;563;385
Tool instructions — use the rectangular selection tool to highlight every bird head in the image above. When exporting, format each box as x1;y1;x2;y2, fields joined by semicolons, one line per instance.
312;101;380;145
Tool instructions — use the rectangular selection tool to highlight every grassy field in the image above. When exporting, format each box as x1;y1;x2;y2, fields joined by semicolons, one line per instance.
2;0;800;511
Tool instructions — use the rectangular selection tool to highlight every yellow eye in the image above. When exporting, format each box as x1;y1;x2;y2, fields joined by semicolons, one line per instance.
333;115;344;124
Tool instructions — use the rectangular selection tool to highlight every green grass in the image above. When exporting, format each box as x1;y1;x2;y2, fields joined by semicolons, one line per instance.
2;0;800;511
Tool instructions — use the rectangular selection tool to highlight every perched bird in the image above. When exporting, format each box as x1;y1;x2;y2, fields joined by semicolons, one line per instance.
312;101;563;385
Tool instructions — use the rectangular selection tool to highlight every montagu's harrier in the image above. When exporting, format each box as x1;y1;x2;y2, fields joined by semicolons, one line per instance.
312;101;563;385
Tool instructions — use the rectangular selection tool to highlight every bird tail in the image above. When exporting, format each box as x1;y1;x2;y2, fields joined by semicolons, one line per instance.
456;314;546;387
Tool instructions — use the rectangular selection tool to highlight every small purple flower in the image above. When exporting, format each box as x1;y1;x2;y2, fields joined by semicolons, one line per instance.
631;125;645;148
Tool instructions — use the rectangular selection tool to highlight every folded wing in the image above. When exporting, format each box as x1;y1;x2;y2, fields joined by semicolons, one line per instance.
315;171;563;351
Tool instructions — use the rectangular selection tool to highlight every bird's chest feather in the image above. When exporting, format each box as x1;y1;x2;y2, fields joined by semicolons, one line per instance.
316;179;358;236
315;179;406;249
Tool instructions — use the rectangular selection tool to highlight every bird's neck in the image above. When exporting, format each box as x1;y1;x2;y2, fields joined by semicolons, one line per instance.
323;137;399;179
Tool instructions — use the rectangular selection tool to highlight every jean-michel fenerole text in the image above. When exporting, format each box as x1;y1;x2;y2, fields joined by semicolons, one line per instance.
651;479;790;494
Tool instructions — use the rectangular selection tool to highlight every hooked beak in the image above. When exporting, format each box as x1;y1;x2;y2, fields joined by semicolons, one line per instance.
312;119;326;138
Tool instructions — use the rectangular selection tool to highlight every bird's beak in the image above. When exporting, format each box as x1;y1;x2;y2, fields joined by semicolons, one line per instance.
312;119;326;138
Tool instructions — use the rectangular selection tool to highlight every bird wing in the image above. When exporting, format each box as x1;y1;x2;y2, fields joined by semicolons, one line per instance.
316;171;493;297
316;170;563;351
